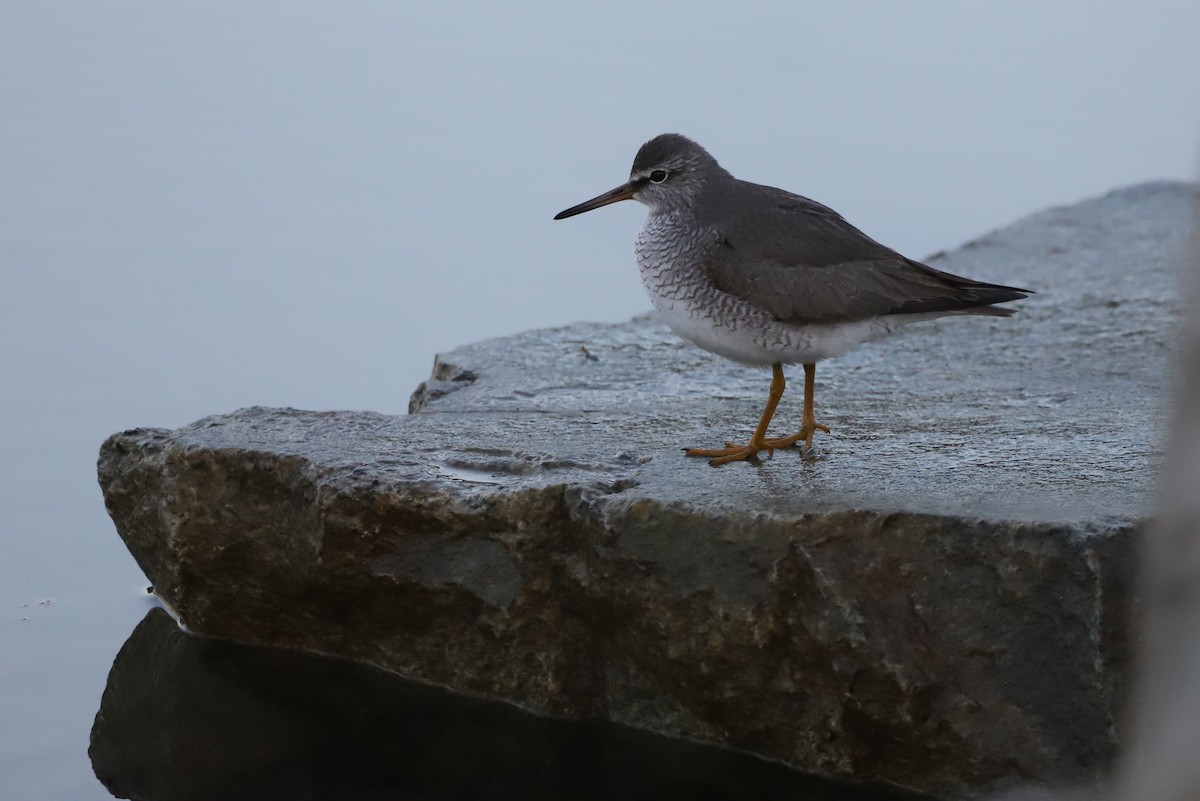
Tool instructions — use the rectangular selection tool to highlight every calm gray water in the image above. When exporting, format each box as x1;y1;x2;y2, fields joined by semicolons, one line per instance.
2;3;1198;797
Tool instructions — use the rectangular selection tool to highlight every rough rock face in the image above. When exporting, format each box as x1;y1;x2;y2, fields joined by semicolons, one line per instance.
98;183;1193;799
90;607;937;801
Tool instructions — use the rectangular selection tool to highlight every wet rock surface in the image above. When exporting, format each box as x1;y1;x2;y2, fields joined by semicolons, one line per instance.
98;183;1194;799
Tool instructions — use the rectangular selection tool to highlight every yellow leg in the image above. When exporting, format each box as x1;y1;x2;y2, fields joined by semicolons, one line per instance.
686;363;788;466
762;362;830;452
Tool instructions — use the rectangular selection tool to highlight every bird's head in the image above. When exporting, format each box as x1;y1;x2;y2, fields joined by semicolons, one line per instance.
554;133;725;220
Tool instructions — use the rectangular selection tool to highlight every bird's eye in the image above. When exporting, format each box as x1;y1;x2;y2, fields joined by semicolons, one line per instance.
649;169;669;183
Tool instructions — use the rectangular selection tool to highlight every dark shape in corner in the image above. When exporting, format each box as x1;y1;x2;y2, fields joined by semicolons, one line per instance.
90;608;937;801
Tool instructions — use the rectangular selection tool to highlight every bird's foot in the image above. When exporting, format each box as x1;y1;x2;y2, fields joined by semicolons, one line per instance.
685;440;769;466
763;420;831;453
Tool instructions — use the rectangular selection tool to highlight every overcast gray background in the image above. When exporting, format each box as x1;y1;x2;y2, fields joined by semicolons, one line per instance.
1;2;1198;798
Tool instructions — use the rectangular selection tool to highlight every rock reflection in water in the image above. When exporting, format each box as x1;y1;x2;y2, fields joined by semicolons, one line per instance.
90;609;934;801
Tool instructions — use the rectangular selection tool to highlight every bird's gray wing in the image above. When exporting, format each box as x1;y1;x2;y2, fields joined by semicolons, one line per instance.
701;187;1026;324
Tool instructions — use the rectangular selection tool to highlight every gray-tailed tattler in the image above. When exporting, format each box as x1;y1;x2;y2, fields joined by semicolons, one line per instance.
555;134;1029;466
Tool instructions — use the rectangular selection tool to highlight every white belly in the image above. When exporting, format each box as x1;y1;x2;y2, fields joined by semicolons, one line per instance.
649;290;903;366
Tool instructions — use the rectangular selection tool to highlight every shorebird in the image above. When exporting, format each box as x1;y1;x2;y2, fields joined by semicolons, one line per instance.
554;134;1029;465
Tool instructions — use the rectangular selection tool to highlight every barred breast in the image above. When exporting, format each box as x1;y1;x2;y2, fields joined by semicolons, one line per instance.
634;212;902;366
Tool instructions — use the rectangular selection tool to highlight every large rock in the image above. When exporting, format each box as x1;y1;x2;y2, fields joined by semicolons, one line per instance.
98;183;1193;799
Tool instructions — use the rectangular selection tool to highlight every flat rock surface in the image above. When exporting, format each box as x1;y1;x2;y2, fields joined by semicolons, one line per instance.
408;182;1188;523
99;183;1194;800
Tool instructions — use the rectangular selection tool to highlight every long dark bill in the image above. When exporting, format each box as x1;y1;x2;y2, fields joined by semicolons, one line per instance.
553;182;636;220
